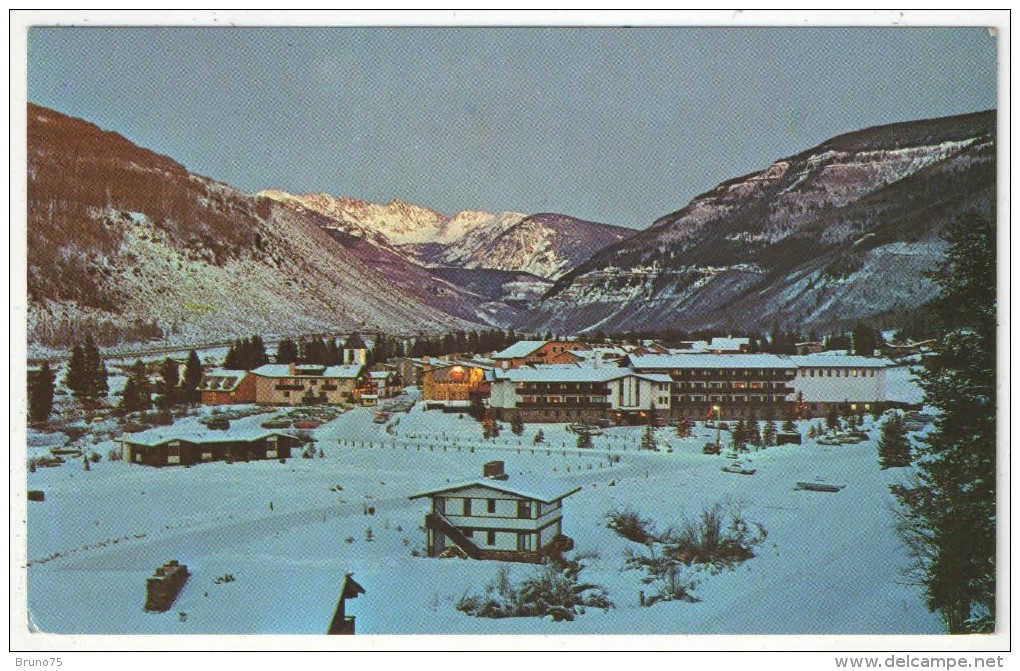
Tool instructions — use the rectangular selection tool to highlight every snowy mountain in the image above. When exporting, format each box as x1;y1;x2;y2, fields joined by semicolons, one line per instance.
258;191;631;281
25;104;492;350
524;110;997;335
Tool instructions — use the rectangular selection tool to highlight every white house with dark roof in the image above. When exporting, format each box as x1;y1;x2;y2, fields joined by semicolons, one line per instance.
121;425;299;466
488;364;672;423
408;461;580;563
789;353;895;414
249;362;363;405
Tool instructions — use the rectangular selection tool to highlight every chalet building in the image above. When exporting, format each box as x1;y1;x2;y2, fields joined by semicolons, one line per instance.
408;461;580;563
249;363;363;405
879;339;936;359
197;369;257;405
491;340;590;370
789;354;895;415
421;360;494;409
355;370;400;405
121;426;299;466
488;365;672;424
627;353;796;420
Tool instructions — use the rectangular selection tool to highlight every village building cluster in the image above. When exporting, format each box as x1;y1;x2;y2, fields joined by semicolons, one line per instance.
185;334;910;425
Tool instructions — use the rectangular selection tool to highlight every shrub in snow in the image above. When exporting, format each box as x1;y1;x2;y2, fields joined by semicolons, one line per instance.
455;561;612;621
533;430;545;445
606;502;767;605
107;448;122;462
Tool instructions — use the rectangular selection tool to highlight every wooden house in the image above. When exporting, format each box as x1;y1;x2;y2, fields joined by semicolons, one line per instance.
408;461;580;563
121;426;299;466
248;363;362;405
491;340;590;370
355;370;400;405
198;369;257;405
421;360;493;409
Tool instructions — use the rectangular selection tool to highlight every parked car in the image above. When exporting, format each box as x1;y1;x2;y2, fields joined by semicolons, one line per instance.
568;423;603;436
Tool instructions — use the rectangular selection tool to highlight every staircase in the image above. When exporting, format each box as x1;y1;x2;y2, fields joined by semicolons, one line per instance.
425;512;483;559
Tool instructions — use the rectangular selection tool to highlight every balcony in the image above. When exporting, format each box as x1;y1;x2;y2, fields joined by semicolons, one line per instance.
517;399;610;409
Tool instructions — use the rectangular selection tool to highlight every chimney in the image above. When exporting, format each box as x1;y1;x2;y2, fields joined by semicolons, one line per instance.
483;461;508;481
289;362;296;376
594;351;602;369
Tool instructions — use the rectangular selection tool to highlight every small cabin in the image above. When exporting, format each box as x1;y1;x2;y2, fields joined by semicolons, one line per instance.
121;427;299;466
408;461;580;563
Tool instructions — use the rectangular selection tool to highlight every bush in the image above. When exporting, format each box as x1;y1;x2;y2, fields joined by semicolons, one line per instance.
607;501;767;605
455;560;612;621
107;448;122;461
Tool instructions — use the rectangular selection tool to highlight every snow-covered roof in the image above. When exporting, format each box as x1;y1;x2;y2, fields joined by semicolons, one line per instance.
368;371;393;379
198;369;248;391
709;337;750;350
425;359;495;371
122;426;297;447
250;364;363;379
492;340;548;359
628;353;795;370
791;354;894;368
408;474;581;504
492;365;668;384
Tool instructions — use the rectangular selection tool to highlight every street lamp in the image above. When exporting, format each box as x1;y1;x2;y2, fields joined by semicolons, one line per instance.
713;405;722;449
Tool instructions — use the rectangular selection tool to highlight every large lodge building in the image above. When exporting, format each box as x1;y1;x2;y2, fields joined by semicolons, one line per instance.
189;337;908;422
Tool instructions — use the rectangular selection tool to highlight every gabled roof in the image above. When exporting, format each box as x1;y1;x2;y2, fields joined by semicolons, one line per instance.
198;369;248;391
491;364;668;385
492;340;548;359
122;427;297;447
409;474;581;504
343;333;367;349
790;354;894;368
628;353;795;370
250;364;363;379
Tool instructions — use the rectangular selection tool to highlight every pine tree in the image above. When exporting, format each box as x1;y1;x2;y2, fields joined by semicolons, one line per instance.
28;362;56;423
640;424;657;451
793;391;809;420
877;414;911;469
825;406;840;434
675;415;691;438
120;359;152;413
576;431;593;450
762;418;777;447
890;212;996;634
157;358;179;409
276;338;299;364
82;336;108;401
65;343;87;401
510;411;525;436
748;411;762;449
180;350;203;405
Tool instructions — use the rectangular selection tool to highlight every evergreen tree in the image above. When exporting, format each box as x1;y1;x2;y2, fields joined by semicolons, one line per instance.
510;411;525;436
82;336;108;400
890;212;996;633
852;321;881;356
65;343;87;401
793;391;809;420
120;359;152;413
276;338;299;364
877;413;912;469
224;340;243;369
180;350;203;405
748;411;762;449
28;362;56;423
762;418;777;447
675;415;691;438
640;423;657;451
825;406;840;433
731;419;748;453
157;357;179;409
250;334;269;368
576;431;593;450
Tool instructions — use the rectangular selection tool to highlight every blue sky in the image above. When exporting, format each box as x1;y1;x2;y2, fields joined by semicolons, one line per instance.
27;25;997;229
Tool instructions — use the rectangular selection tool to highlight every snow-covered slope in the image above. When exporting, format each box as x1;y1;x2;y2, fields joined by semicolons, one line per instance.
529;110;996;335
25;104;486;350
259;192;633;281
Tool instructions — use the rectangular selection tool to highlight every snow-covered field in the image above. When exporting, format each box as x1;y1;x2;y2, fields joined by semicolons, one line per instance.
21;401;943;636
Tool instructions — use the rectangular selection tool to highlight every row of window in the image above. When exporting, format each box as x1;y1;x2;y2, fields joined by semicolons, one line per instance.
799;368;876;378
462;529;534;550
520;395;605;405
458;498;534;519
